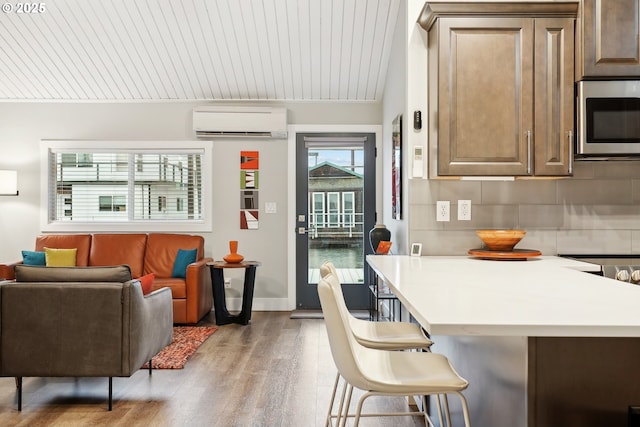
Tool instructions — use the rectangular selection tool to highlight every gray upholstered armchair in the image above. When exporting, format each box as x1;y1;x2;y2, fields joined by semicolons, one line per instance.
0;265;173;410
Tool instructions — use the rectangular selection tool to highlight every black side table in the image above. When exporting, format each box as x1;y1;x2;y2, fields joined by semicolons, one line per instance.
208;261;261;325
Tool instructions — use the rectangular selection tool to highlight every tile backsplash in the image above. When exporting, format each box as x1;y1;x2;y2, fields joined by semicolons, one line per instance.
409;161;640;255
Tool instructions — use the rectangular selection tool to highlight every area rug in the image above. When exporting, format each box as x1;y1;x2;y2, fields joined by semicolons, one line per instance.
142;326;217;370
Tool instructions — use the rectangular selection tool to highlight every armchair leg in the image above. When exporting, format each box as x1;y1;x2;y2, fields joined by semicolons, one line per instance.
17;377;22;411
108;377;112;411
148;359;152;375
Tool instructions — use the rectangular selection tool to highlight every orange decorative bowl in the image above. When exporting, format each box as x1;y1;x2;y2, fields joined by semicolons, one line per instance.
476;229;526;251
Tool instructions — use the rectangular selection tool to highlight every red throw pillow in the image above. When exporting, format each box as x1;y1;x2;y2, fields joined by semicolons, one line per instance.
139;273;155;295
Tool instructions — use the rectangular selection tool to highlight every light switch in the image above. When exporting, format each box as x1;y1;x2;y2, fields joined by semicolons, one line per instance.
265;202;277;214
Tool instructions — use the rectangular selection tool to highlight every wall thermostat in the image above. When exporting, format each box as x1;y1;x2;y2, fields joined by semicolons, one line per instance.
412;146;424;178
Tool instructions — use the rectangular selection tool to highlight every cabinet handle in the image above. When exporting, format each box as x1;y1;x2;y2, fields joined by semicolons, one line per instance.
568;130;574;175
526;130;532;174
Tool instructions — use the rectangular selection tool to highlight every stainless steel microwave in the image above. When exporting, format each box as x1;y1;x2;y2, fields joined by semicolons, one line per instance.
577;80;640;158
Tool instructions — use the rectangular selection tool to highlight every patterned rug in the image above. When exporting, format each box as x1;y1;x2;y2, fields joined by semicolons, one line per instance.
142;326;217;369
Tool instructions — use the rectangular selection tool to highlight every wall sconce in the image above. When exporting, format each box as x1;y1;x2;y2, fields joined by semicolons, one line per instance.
0;170;18;196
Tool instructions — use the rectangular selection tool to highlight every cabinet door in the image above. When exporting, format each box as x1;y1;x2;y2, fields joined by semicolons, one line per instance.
582;0;640;76
437;18;533;176
534;18;574;176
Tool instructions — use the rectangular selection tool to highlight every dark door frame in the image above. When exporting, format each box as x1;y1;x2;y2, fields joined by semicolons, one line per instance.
294;131;377;310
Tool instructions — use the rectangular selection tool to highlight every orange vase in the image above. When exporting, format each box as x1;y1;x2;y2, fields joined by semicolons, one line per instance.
223;240;244;263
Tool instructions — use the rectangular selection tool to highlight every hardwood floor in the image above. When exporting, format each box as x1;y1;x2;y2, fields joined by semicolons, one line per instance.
0;312;426;426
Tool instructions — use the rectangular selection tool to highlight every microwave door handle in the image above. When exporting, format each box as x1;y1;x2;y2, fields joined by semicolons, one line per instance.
527;130;532;174
568;130;573;174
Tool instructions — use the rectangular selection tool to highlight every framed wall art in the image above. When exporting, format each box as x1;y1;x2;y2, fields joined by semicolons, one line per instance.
392;114;402;220
240;151;259;229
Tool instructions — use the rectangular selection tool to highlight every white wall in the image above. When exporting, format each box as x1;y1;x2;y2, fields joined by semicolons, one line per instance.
0;100;381;309
381;0;410;254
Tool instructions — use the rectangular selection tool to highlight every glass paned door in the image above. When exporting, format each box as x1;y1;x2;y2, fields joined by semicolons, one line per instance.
296;133;376;310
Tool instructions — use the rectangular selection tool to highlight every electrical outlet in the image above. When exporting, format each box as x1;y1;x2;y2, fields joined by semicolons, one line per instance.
458;200;471;221
436;201;450;222
224;278;231;289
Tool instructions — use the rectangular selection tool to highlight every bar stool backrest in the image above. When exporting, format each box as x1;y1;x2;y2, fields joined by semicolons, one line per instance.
318;273;375;391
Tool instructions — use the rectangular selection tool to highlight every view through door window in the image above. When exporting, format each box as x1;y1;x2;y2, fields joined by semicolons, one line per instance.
307;146;364;285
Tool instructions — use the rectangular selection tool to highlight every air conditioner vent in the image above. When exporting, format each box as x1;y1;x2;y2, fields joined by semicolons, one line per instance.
193;106;288;139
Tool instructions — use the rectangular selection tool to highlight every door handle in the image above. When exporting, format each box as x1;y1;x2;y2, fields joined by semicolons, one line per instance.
568;130;574;174
297;227;311;235
526;130;532;175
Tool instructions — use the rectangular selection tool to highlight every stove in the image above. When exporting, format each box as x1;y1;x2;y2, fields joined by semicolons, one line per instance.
559;254;640;283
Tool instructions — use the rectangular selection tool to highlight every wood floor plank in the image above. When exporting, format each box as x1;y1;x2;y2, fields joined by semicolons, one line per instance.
0;312;427;426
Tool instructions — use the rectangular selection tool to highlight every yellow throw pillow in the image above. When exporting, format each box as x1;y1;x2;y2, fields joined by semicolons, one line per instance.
44;247;77;267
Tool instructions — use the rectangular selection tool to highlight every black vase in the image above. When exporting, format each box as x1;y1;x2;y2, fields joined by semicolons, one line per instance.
369;224;391;253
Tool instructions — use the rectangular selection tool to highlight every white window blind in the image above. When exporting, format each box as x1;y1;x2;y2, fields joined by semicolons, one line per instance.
42;141;212;232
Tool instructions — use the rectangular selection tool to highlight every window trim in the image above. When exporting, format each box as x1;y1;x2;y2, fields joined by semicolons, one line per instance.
342;191;355;228
311;191;325;228
41;140;213;232
327;191;340;228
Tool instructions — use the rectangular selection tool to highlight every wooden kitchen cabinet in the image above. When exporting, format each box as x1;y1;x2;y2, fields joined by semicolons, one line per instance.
581;0;640;77
421;3;576;177
534;18;576;176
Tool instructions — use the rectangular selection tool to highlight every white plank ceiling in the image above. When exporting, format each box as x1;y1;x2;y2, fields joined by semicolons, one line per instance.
0;0;401;101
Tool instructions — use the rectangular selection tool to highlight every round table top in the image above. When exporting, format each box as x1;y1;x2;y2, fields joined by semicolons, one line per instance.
208;260;261;268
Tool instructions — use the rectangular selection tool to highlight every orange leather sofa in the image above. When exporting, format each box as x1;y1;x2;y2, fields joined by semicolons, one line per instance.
0;233;213;325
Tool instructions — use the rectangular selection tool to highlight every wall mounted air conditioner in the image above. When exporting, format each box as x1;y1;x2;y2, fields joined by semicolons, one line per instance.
193;106;288;139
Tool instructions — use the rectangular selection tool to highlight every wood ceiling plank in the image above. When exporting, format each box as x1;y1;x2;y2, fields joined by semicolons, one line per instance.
308;0;322;99
249;0;278;100
259;0;287;99
282;0;304;100
217;0;252;99
329;0;346;100
110;0;164;99
270;0;297;99
16;8;89;99
208;0;248;99
194;0;231;99
0;0;400;101
354;0;378;100
90;1;152;100
296;0;313;100
238;1;267;99
371;0;400;101
173;0;216;99
337;0;357;100
319;0;333;99
0;15;61;99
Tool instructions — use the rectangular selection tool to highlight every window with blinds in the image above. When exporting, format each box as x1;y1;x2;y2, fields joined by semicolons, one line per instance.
42;141;212;232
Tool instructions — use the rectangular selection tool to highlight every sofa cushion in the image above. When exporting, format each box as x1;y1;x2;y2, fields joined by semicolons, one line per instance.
45;247;77;267
172;248;197;278
15;265;133;283
89;233;147;278
153;277;187;299
138;273;155;295
22;250;46;266
144;234;204;278
35;234;92;266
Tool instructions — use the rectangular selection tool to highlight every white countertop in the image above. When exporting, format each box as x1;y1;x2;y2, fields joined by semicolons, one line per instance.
366;255;640;337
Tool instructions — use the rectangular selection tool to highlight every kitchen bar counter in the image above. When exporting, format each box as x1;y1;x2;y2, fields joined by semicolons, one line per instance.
366;255;640;427
366;255;640;336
